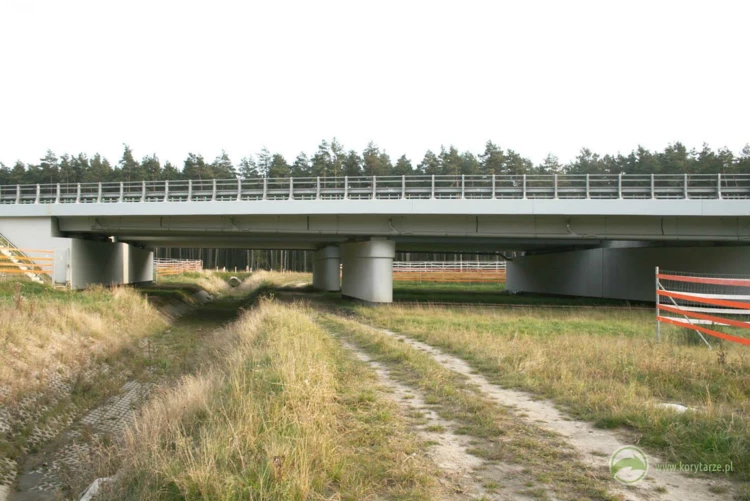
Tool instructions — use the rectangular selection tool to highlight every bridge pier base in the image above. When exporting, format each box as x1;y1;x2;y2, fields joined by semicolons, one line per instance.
312;246;341;291
506;243;750;302
341;239;395;303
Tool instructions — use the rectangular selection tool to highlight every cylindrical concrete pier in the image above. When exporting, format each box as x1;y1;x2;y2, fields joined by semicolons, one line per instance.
341;239;395;303
312;246;341;291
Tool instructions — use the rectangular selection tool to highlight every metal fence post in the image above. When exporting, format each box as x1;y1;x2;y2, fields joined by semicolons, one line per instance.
402;175;406;199
618;173;623;199
236;178;242;201
372;176;376;199
97;183;102;203
76;183;81;203
56;183;61;203
717;173;722;199
553;174;558;199
491;174;496;199
344;176;348;199
585;174;590;199
141;181;146;202
188;179;193;201
316;177;320;200
650;174;655;199
212;179;217;201
263;178;268;200
431;175;435;199
461;174;465;199
522;174;527;199
655;266;661;342
35;184;40;204
289;177;294;200
119;182;124;202
684;173;688;199
164;180;170;202
15;184;20;204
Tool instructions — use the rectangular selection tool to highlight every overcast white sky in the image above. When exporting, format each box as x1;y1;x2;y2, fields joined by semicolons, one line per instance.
0;0;747;169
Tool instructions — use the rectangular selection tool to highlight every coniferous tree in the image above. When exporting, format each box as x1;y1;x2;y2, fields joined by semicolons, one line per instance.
393;155;413;175
238;156;260;179
268;154;291;178
342;150;363;176
211;150;236;178
291;153;311;177
479;141;504;175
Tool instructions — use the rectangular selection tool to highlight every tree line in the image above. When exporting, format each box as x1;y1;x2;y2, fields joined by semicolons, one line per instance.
2;140;750;186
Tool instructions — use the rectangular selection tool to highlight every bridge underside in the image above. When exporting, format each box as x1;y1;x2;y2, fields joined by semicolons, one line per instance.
2;213;750;302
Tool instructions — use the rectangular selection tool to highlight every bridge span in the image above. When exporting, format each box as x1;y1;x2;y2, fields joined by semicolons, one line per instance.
1;174;749;302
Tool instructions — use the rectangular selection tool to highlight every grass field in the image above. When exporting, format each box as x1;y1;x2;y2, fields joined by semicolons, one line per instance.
4;273;749;499
109;299;443;500
348;302;750;481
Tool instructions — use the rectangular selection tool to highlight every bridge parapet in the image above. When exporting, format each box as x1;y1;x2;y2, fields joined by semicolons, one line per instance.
1;174;748;205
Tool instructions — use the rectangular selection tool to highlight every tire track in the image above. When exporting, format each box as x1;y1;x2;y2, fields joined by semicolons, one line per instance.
360;323;738;501
334;336;538;501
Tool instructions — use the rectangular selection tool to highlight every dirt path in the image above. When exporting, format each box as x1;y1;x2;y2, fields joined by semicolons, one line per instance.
334;336;539;501
361;324;738;501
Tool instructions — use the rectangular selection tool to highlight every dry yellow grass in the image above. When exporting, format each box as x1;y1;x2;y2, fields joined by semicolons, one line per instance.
352;304;750;479
0;285;166;400
109;299;440;500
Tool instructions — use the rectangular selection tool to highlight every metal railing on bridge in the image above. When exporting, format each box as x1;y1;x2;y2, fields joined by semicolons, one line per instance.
1;174;748;205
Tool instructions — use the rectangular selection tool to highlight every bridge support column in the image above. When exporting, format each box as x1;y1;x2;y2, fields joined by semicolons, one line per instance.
341;238;395;303
312;246;341;291
507;243;750;302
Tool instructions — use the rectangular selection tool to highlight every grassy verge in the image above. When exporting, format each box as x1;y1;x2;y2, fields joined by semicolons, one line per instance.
108;300;442;500
320;313;618;501
350;303;750;480
0;281;166;400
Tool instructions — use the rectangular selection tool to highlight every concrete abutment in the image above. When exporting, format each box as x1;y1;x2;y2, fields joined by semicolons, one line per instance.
507;244;750;302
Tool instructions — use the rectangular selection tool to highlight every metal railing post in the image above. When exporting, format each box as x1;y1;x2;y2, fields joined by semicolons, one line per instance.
76;183;81;203
553;174;558;199
55;183;60;203
97;183;102;203
289;177;294;200
35;184;40;204
655;266;661;342
188;179;193;201
491;174;496;199
119;182;124;202
684;173;688;199
618;173;623;199
211;179;217;201
15;184;20;204
522;174;527;199
461;174;465;199
717;173;722;199
316;177;320;200
650;174;655;199
236;178;241;201
372;176;376;199
263;178;268;200
585;174;590;199
164;180;169;202
141;181;146;202
402;175;406;199
431;175;435;199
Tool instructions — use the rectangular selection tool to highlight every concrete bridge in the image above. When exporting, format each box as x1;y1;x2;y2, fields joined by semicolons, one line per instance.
1;173;749;302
